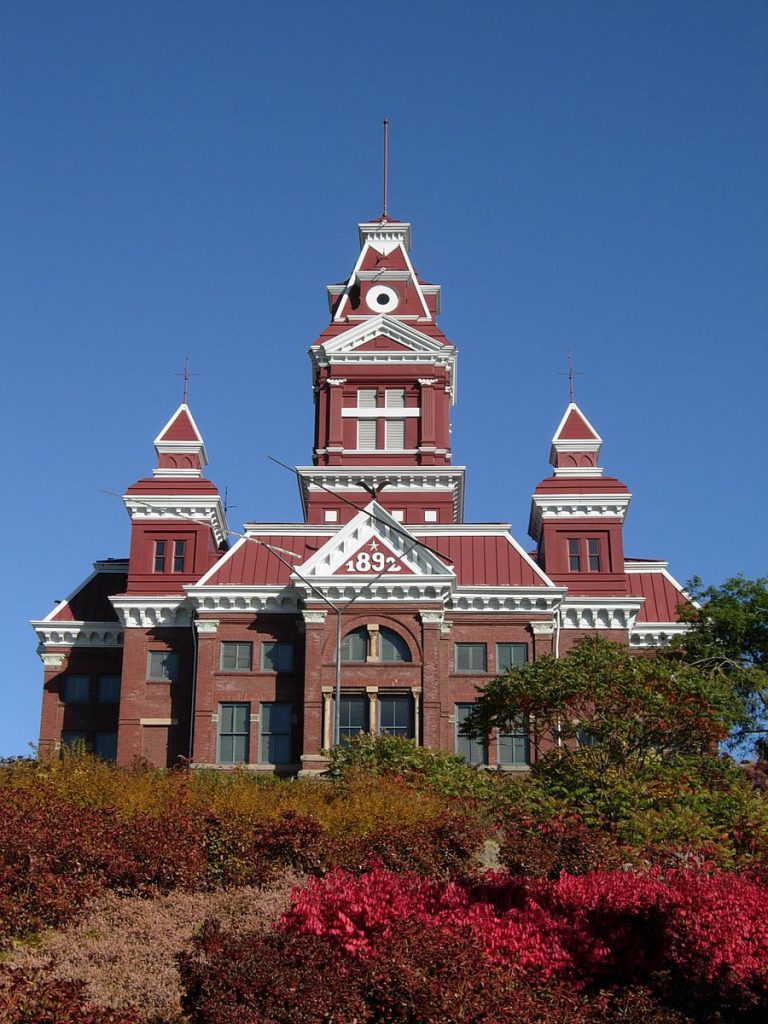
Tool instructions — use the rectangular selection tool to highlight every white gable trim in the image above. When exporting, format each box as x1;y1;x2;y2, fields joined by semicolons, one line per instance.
320;314;451;355
551;402;603;446
295;501;454;580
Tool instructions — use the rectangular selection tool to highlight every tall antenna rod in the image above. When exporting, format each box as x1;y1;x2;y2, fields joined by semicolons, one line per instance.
557;353;584;403
382;118;389;219
175;353;199;404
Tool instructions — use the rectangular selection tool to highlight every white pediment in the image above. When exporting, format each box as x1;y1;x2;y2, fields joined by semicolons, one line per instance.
318;314;452;356
294;501;455;581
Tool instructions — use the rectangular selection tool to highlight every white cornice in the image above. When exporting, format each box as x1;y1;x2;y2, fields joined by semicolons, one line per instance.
629;622;690;647
529;493;632;542
295;466;466;523
560;597;644;631
32;620;124;651
187;585;301;614
358;221;412;251
110;596;194;628
447;587;565;614
122;494;229;546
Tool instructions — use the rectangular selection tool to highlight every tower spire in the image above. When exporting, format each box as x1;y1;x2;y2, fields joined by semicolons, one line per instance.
175;353;199;404
557;353;584;403
382;118;389;220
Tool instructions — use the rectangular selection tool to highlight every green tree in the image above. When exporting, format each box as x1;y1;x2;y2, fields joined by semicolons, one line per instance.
675;574;768;753
461;636;743;784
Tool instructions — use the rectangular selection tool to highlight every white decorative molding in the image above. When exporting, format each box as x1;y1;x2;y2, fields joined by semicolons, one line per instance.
418;610;445;624
529;493;632;542
140;718;178;726
194;618;220;635
341;407;421;418
123;494;229;546
39;651;66;668
327;377;347;387
447;587;565;614
110;596;194;628
302;609;328;624
32;620;124;650
358;220;412;251
530;621;556;635
629;622;690;648
559;597;644;631
152;467;203;479
553;466;604;479
418;377;438;386
188;586;301;614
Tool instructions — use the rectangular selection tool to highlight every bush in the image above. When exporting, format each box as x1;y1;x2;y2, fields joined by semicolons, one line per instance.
0;969;141;1024
499;811;626;878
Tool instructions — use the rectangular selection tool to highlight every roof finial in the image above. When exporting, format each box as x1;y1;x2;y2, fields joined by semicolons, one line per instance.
557;353;584;403
382;118;389;220
175;353;199;404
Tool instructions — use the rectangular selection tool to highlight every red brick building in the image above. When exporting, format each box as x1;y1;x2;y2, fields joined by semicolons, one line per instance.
32;214;689;771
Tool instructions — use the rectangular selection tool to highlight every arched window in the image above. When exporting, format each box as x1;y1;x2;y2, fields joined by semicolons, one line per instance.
340;627;367;662
379;627;412;663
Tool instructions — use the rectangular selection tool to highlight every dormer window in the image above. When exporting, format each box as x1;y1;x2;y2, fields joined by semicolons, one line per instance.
173;540;186;572
588;538;601;572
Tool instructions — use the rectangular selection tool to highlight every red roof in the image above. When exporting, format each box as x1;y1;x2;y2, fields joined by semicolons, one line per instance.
626;569;689;622
200;531;549;589
202;535;330;587
555;407;599;441
426;535;547;587
359;246;409;271
533;476;630;495
51;565;127;622
125;477;220;495
158;408;199;442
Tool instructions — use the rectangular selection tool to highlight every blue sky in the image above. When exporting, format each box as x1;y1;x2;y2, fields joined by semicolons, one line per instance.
1;1;766;756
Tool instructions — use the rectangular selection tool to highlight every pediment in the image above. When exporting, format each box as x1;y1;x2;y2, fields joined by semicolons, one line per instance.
294;502;454;581
318;315;451;356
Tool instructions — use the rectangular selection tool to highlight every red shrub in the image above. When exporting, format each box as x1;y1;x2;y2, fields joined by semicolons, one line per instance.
0;969;141;1024
322;813;488;876
178;920;370;1024
499;811;625;878
278;866;768;1016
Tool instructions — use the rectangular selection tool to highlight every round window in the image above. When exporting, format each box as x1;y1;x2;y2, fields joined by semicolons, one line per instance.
365;285;399;313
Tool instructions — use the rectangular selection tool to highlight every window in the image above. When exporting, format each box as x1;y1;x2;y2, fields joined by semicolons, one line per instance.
221;641;253;672
218;703;249;764
357;419;377;450
338;694;369;743
61;731;86;752
357;389;377;408
568;539;581;571
340;627;368;662
62;675;89;704
498;718;530;765
496;643;528;673
173;539;186;572
424;509;438;522
379;627;412;663
93;731;118;762
455;704;488;765
154;540;166;572
147;651;178;682
262;641;294;673
379;694;414;738
455;643;487;673
385;389;405;408
259;702;292;765
588;538;601;572
97;675;121;703
384;419;405;449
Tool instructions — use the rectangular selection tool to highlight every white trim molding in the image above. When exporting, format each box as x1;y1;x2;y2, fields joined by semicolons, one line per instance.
447;587;565;614
530;621;556;636
529;493;632;542
32;620;124;651
110;596;194;628
39;651;66;669
194;618;220;635
187;586;301;614
560;597;645;631
122;494;229;546
630;622;690;648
